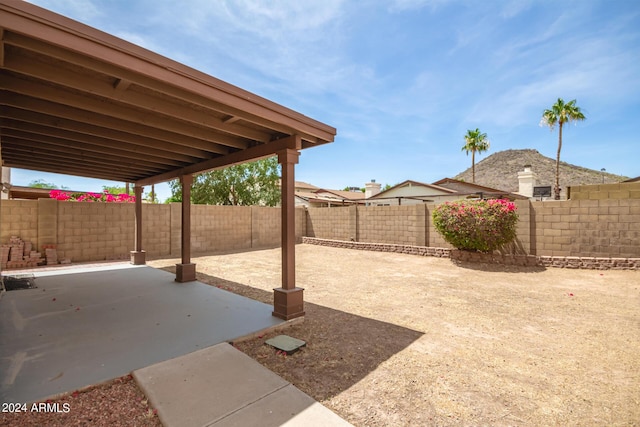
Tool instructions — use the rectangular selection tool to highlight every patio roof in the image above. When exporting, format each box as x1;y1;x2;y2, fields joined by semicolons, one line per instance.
0;1;336;186
0;0;335;320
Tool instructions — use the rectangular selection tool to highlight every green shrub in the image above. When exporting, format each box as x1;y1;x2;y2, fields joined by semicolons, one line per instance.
432;199;518;252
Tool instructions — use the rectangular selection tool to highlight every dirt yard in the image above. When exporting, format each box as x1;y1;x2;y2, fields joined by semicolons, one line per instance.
148;244;640;427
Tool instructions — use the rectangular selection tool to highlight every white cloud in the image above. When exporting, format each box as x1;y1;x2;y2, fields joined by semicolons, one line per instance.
150;0;353;96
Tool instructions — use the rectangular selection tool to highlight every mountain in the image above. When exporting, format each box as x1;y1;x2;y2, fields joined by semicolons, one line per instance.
454;149;629;194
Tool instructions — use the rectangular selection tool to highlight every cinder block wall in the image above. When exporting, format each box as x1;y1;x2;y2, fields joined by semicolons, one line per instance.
295;206;307;242
57;201;134;262
569;182;640;200
306;206;353;241
531;199;640;257
143;203;171;257
191;205;252;253
358;204;427;246
251;206;280;249
305;197;638;258
250;206;307;247
0;200;38;244
2;196;637;263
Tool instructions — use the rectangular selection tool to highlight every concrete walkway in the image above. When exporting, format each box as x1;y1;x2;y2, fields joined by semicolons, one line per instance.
134;343;352;426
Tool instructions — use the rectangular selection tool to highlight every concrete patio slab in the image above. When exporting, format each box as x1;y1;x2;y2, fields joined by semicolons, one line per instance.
134;342;352;427
0;263;284;403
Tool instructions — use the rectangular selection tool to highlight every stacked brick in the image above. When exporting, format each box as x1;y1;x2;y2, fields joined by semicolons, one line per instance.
42;244;59;265
0;246;9;270
1;236;46;269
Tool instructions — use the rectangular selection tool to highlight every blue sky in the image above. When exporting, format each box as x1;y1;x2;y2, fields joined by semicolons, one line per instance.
15;0;640;201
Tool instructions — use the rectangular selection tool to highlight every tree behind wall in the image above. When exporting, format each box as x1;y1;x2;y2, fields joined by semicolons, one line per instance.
29;179;68;189
168;157;281;206
540;98;586;200
462;128;490;183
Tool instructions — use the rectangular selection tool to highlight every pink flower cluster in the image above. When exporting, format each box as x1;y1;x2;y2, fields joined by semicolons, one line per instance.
432;198;519;252
49;190;135;203
487;198;517;212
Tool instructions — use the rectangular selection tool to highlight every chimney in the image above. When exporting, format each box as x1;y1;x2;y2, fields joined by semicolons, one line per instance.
517;164;537;198
365;179;381;199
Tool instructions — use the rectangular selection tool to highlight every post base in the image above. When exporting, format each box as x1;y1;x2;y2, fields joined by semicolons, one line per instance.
272;287;305;320
175;263;197;282
130;250;146;265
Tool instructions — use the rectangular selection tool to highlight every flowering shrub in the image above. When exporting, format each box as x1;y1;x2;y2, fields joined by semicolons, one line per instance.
432;199;518;252
49;190;135;203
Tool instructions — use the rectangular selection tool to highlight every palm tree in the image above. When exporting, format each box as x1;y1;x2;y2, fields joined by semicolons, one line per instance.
462;128;490;183
541;98;586;200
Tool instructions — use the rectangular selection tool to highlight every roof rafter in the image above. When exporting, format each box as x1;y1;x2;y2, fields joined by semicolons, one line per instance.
0;109;212;160
0;94;231;156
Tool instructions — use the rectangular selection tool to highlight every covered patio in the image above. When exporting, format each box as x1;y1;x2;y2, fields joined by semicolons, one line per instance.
0;262;285;403
0;0;336;320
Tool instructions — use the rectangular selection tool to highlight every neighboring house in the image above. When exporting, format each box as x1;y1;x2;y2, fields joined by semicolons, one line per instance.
6;186;54;200
279;180;364;207
366;179;526;206
285;180;320;193
366;180;455;206
432;178;525;200
296;188;365;208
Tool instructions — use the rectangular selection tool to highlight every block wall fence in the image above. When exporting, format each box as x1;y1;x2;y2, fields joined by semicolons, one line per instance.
0;200;306;263
305;195;639;258
0;182;638;264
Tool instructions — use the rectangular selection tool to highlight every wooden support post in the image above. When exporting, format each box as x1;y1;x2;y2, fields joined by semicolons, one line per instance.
0;136;3;275
272;147;304;320
130;185;145;264
176;174;196;282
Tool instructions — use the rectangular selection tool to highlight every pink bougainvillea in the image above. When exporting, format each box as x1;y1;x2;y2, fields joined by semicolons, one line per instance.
432;199;518;252
49;189;135;203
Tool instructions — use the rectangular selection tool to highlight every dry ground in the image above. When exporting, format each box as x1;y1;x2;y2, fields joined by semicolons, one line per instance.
3;244;637;426
150;244;640;427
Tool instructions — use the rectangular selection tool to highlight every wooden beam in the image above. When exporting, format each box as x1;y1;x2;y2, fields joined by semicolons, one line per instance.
113;78;131;98
222;115;241;124
0;28;4;67
3;53;269;146
2;143;160;174
0;76;252;152
0;107;211;160
175;174;196;282
1;125;192;166
0;94;231;156
3;136;169;173
135;135;302;186
130;185;146;265
2;158;138;182
272;147;304;320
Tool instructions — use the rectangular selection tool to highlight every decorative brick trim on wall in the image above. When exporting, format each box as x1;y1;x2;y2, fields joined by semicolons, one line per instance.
450;249;540;267
303;237;639;270
538;256;640;270
302;237;451;257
